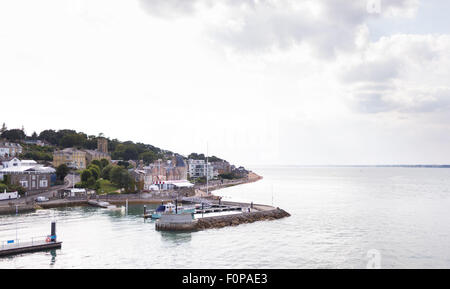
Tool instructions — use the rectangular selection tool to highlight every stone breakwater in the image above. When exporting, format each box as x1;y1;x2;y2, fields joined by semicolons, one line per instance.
197;208;290;230
155;208;291;232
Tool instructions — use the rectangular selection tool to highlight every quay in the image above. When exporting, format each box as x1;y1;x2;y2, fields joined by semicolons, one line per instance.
0;222;62;257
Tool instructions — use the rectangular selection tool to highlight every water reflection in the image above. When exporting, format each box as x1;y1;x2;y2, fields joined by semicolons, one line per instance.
49;249;57;266
104;207;127;218
159;231;192;245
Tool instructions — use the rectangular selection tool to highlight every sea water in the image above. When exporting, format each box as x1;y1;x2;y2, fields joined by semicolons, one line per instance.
1;166;450;268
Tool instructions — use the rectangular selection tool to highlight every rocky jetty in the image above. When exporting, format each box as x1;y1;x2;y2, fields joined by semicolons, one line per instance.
196;208;290;230
155;208;290;232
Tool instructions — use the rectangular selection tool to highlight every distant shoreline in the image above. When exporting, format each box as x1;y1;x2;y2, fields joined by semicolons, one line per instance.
251;165;450;168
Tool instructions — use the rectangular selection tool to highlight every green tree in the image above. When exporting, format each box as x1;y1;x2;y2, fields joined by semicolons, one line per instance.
109;166;134;191
100;158;109;168
109;166;124;185
20;151;52;161
60;133;85;148
81;169;92;183
56;164;70;181
86;176;96;188
123;146;139;161
112;143;139;161
91;160;103;170
87;164;101;180
0;183;8;192
102;164;114;180
38;129;59;145
208;155;223;162
139;151;157;164
188;153;206;160
1;129;26;141
83;135;97;150
7;184;26;195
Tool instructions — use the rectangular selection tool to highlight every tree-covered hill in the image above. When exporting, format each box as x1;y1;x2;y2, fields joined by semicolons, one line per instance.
1;126;227;165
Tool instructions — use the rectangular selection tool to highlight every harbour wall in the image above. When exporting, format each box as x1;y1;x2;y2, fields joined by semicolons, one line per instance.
155;207;290;232
0;203;35;215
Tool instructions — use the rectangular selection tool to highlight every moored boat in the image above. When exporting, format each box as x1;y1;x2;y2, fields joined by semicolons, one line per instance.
151;202;195;219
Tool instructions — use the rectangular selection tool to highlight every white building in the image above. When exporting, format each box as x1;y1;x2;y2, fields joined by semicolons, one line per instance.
2;157;37;169
0;142;22;158
187;159;214;180
146;180;194;191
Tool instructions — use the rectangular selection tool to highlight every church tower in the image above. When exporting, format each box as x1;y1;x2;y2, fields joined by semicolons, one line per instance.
97;138;108;153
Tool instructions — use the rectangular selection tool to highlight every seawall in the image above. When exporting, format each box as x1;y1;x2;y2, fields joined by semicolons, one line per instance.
155;207;290;232
0;204;36;215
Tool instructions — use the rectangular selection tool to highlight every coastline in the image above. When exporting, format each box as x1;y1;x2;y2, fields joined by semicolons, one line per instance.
1;171;290;233
0;172;265;214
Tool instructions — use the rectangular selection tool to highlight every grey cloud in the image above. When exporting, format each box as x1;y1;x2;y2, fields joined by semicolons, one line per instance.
344;34;450;114
342;58;401;113
401;89;450;113
208;0;369;57
351;87;450;114
138;0;418;56
138;0;258;17
341;59;401;83
352;92;396;114
139;0;199;17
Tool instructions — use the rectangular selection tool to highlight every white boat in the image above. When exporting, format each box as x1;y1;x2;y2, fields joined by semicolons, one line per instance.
35;196;49;202
151;202;196;219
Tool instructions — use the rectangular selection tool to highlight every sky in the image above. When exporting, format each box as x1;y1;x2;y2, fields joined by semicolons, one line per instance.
1;0;450;166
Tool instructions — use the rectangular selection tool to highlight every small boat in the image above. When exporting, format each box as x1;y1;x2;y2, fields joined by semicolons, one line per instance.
35;196;49;202
194;203;212;209
151;202;195;219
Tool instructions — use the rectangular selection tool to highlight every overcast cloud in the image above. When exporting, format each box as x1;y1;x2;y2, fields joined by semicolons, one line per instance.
1;0;450;166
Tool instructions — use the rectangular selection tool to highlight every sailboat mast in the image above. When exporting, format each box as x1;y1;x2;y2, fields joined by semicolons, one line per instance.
206;143;209;195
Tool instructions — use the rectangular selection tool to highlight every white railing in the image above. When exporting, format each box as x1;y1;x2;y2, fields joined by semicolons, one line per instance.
1;235;52;250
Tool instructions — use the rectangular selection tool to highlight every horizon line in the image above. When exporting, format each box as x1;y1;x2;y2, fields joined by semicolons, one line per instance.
246;164;450;168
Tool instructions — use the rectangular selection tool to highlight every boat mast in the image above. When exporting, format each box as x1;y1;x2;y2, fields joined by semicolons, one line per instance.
206;142;209;195
158;159;161;195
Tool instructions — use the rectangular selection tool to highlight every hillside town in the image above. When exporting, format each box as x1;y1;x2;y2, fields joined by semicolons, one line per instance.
0;125;252;201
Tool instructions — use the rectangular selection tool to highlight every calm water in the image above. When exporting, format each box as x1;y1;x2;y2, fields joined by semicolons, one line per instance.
1;167;450;269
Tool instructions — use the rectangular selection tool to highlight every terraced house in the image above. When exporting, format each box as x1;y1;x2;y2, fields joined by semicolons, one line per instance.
0;141;22;159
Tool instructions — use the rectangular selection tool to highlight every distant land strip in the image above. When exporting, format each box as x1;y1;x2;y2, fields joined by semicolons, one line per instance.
256;165;450;168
